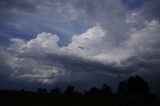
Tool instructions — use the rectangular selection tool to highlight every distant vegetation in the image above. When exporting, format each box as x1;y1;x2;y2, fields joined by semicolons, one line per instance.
0;75;159;106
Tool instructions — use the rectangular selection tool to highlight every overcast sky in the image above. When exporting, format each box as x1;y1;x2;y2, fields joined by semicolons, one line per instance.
0;0;160;92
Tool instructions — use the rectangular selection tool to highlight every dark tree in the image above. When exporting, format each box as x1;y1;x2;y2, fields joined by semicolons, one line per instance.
86;87;100;95
117;75;149;96
64;85;75;95
117;80;127;96
51;87;61;95
127;75;149;96
0;75;159;106
101;83;112;95
37;88;47;94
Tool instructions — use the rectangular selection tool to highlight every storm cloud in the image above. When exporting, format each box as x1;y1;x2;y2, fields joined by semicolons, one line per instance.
0;0;160;92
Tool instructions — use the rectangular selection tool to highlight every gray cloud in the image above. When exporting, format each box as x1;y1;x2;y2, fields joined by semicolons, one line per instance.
1;19;160;91
140;0;160;20
0;0;36;12
0;0;160;92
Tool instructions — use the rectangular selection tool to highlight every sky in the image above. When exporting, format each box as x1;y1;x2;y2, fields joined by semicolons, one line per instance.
0;0;160;92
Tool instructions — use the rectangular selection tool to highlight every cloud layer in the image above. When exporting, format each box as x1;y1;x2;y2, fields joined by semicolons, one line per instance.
0;0;160;92
0;19;159;91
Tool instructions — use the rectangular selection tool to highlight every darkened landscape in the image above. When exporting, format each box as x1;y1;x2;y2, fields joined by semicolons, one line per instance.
0;75;159;106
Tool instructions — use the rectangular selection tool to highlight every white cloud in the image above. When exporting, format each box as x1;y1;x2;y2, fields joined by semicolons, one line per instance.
64;25;107;57
127;20;160;55
9;32;60;54
24;32;60;53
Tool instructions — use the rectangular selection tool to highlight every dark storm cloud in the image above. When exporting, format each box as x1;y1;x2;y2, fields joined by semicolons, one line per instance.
0;0;160;92
0;47;130;90
0;48;17;88
141;0;160;20
0;55;11;79
0;48;13;75
1;47;160;91
0;0;35;24
122;56;160;92
7;44;160;91
0;0;36;12
25;53;133;74
122;0;144;10
0;0;37;46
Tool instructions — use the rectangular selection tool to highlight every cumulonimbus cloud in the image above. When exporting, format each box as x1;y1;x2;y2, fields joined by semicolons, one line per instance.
0;0;160;91
4;19;159;86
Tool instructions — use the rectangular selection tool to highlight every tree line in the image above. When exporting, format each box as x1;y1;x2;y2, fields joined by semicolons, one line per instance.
0;75;159;106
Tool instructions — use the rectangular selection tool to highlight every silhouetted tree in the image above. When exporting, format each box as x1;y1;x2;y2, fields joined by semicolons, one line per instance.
117;80;127;96
37;88;47;94
51;87;61;95
127;75;149;96
20;89;25;93
64;85;75;95
86;87;100;95
0;75;159;106
101;83;112;95
117;75;149;97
